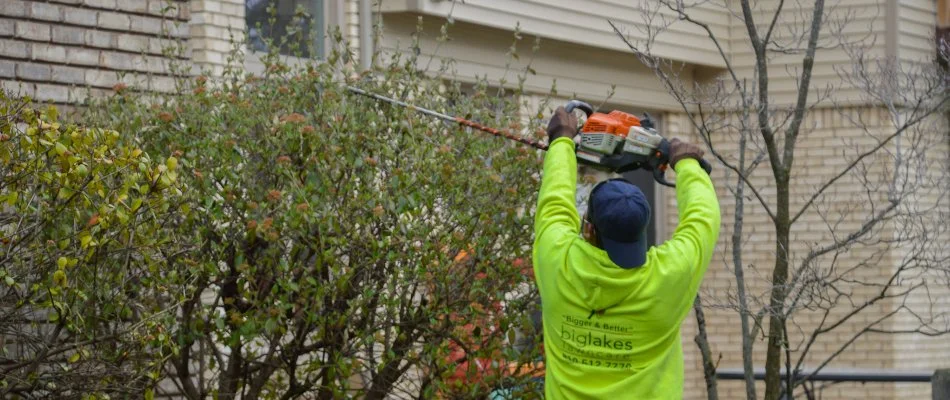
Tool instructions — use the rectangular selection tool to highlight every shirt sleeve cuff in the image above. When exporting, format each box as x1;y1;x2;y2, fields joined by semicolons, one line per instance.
549;136;575;149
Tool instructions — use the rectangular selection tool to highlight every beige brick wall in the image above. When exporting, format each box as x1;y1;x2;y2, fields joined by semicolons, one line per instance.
188;0;243;76
0;0;189;104
664;109;949;399
2;0;361;103
888;113;950;399
345;0;360;57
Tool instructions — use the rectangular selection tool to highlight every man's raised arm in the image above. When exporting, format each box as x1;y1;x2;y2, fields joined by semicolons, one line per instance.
534;137;581;240
666;139;721;298
534;107;581;242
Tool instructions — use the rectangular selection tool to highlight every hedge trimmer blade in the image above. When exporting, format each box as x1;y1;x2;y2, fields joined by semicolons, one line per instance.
347;86;549;151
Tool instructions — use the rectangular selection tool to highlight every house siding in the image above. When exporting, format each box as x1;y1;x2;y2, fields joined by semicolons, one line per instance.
898;0;939;62
379;0;732;68
379;13;691;111
727;0;891;106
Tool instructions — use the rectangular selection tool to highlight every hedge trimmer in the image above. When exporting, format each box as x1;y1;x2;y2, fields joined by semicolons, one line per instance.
347;87;712;187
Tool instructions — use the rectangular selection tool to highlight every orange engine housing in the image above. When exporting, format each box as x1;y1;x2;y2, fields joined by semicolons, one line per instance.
580;110;641;138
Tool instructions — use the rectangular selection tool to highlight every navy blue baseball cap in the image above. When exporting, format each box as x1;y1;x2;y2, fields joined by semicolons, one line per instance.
587;179;651;269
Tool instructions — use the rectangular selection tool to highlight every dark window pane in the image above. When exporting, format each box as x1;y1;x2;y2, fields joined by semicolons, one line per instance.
246;0;324;58
622;169;657;247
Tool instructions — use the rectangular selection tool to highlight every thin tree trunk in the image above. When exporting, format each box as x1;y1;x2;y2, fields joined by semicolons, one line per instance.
765;0;823;395
734;124;757;400
172;284;204;399
764;180;791;400
219;342;243;400
365;326;415;400
693;295;719;400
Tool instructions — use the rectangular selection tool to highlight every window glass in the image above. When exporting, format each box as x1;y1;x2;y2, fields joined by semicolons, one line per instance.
246;0;324;58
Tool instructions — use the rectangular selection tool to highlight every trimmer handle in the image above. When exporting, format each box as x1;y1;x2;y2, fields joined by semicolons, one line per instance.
652;159;713;187
564;100;594;117
652;139;714;187
563;99;714;188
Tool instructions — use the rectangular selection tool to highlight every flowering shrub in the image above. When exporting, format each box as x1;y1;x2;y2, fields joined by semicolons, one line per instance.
73;34;548;398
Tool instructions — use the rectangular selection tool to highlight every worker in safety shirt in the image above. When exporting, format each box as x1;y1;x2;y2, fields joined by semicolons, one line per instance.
533;106;720;399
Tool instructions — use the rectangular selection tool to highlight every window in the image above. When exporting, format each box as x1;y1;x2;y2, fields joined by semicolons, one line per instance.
246;0;325;59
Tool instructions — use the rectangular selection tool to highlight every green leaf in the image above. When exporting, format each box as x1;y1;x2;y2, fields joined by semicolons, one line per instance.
55;142;68;156
80;234;92;249
53;270;67;287
68;352;81;363
166;156;178;170
115;209;128;224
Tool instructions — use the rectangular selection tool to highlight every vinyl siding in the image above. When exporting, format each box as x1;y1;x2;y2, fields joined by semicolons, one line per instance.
727;0;890;106
898;0;938;62
379;13;692;111
379;0;731;68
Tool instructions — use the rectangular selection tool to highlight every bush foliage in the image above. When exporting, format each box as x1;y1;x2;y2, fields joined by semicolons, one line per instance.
3;32;549;399
0;93;184;397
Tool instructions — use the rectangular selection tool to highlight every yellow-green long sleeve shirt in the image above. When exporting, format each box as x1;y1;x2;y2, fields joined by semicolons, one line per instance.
532;137;721;399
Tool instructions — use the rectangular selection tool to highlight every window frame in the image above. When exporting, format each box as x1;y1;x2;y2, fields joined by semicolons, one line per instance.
243;0;342;75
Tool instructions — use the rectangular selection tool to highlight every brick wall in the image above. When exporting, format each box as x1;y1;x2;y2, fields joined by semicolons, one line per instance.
345;0;360;57
189;0;243;76
665;109;949;399
888;113;950;399
0;0;189;104
2;0;362;104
